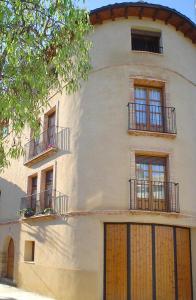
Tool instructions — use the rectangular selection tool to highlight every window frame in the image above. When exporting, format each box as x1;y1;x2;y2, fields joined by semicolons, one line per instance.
134;85;165;131
135;155;169;210
24;241;35;262
131;29;163;54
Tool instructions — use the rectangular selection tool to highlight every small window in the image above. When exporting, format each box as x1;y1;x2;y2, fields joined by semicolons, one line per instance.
131;29;162;53
24;241;35;262
0;119;9;137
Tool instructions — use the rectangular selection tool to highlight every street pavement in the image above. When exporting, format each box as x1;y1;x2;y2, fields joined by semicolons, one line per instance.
0;284;55;300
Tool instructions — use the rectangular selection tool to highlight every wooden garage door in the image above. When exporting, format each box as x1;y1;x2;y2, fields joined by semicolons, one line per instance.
104;224;192;300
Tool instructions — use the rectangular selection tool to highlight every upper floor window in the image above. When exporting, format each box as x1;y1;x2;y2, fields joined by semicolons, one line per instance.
131;29;162;53
129;155;179;212
44;169;54;209
24;108;58;166
46;111;56;146
128;81;177;135
134;86;163;131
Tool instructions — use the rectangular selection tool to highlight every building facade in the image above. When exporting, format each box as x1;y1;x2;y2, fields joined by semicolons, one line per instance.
0;2;196;299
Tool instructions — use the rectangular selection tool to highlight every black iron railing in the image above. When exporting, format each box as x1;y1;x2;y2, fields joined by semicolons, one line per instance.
20;189;68;215
24;126;70;164
131;35;163;53
132;44;163;53
129;179;179;213
128;103;176;134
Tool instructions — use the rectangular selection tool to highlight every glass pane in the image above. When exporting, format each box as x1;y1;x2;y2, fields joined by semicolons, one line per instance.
150;101;162;108
137;182;149;198
152;182;165;199
136;163;149;181
135;100;147;125
152;165;164;172
149;89;161;102
136;111;147;125
135;99;146;108
135;87;147;100
150;99;162;126
152;164;165;181
150;113;162;126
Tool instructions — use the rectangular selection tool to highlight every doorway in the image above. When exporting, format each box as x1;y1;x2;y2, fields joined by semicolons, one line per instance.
7;238;14;280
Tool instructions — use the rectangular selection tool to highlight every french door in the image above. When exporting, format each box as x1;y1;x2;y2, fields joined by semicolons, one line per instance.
47;112;56;146
134;86;164;132
136;156;167;211
44;169;53;208
30;176;38;210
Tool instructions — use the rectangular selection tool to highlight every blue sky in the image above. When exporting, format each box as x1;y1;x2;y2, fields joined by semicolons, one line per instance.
79;0;196;23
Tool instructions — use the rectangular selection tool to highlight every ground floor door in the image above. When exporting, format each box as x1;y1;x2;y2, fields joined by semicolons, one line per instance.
7;238;14;280
104;223;192;300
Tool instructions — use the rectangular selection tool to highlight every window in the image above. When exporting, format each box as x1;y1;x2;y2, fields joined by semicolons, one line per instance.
28;122;41;160
30;176;38;210
136;155;167;210
44;111;56;148
43;169;53;209
32;122;41;157
24;241;35;262
131;29;162;53
134;86;163;131
0;120;9;137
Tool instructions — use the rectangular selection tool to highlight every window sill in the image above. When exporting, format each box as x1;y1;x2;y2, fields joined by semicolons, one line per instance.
23;261;35;264
131;50;164;56
24;146;58;167
127;129;176;139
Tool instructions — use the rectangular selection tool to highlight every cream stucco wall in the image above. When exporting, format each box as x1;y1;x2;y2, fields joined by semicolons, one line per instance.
0;15;195;300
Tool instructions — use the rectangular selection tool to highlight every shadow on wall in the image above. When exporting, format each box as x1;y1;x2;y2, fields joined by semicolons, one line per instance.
0;177;26;222
21;218;68;257
0;179;71;298
75;79;129;211
0;298;18;300
0;178;24;285
17;219;70;297
29;127;72;170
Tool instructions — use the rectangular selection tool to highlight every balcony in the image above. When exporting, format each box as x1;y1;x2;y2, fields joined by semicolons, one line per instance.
20;189;68;219
129;179;179;213
128;103;177;137
24;126;69;166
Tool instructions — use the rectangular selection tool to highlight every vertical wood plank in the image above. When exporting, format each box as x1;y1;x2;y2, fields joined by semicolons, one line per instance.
155;226;175;300
176;228;192;300
131;224;153;300
105;224;127;300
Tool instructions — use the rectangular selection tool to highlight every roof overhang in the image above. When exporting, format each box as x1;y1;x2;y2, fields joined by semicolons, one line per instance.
90;2;196;44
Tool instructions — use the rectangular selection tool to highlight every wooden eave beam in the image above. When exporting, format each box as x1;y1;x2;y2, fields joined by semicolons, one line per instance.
184;27;193;37
152;9;159;21
192;37;196;44
165;12;173;25
176;20;186;31
95;13;102;24
110;8;115;21
124;7;129;19
139;7;144;19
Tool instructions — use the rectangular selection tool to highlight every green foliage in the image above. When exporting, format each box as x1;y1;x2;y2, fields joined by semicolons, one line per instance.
0;0;92;170
17;207;35;217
